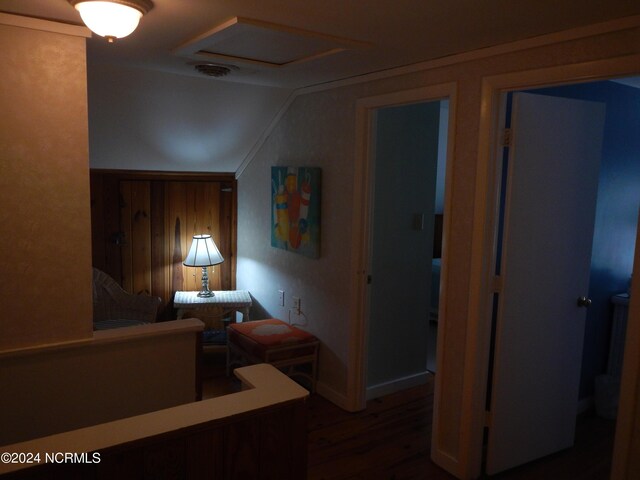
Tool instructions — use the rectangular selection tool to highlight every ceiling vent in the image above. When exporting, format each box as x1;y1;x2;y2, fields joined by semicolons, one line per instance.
193;63;235;77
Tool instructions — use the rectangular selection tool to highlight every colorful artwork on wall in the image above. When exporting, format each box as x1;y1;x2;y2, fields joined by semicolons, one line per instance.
271;166;321;258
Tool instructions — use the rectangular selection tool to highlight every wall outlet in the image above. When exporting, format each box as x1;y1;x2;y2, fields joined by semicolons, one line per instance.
292;296;301;314
278;290;285;306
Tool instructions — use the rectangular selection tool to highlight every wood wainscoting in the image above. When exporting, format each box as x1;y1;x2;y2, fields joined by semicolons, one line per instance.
90;170;237;320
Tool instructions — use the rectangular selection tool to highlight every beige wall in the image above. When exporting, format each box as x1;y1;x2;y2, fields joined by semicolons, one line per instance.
5;11;636;479
0;16;93;350
237;19;640;479
0;319;203;446
0;16;203;453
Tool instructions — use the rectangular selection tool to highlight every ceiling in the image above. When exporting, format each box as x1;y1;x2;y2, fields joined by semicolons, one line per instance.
3;0;640;88
4;1;640;174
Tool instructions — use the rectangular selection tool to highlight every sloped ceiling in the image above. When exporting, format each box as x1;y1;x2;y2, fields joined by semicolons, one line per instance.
3;0;640;172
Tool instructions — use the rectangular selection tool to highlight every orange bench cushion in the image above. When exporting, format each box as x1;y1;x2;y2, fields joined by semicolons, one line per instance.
228;319;317;362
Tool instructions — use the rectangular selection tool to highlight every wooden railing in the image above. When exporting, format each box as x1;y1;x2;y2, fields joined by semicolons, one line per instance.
0;364;309;479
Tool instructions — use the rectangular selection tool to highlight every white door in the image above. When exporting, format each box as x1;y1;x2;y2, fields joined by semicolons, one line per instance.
486;92;606;475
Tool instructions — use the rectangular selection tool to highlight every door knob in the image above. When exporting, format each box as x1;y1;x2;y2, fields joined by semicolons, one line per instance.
577;296;592;308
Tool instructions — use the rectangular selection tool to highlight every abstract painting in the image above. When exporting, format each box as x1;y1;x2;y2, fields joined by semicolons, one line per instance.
271;166;321;258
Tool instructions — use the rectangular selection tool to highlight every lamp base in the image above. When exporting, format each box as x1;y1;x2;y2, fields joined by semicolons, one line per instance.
197;266;215;297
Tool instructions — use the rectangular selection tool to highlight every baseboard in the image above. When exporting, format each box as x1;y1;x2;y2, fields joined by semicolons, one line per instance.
366;371;429;401
316;381;350;410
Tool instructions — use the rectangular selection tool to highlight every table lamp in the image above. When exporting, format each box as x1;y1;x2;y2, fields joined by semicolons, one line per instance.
183;234;224;297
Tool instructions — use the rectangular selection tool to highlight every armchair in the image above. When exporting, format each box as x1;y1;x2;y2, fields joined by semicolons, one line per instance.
92;268;161;324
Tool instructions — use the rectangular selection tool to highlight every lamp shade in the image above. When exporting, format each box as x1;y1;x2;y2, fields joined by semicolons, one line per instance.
183;234;224;267
69;0;153;41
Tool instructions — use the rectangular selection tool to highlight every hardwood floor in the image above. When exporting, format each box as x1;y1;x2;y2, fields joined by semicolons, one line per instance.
490;410;616;480
203;358;616;479
307;380;454;480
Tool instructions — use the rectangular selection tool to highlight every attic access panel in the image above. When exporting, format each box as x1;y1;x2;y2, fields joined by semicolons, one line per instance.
173;17;370;68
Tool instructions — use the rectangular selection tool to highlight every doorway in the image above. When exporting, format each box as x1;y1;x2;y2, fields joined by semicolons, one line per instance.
347;83;456;412
485;77;640;475
366;99;449;400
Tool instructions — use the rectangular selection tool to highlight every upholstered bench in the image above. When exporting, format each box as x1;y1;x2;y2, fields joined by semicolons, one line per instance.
227;319;319;392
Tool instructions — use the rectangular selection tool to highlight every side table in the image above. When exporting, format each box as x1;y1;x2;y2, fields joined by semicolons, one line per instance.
174;290;252;323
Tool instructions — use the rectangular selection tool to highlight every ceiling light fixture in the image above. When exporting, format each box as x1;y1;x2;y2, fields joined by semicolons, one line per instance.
68;0;153;43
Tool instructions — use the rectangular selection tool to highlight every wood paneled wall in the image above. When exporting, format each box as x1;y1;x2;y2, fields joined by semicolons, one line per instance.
90;170;237;320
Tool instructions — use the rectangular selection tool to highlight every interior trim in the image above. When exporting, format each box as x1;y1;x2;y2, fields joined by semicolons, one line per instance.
299;14;640;95
173;16;371;69
235;14;640;180
235;91;297;178
348;83;458;480
0;11;90;37
90;168;236;182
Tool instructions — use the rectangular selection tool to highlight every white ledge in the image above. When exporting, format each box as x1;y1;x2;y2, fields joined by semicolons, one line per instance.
0;12;91;38
0;364;309;474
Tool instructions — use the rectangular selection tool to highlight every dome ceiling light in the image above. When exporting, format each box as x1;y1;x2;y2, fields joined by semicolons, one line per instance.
68;0;154;43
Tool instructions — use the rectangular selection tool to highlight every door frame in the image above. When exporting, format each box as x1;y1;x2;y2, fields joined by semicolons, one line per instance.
467;54;640;477
347;81;458;461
